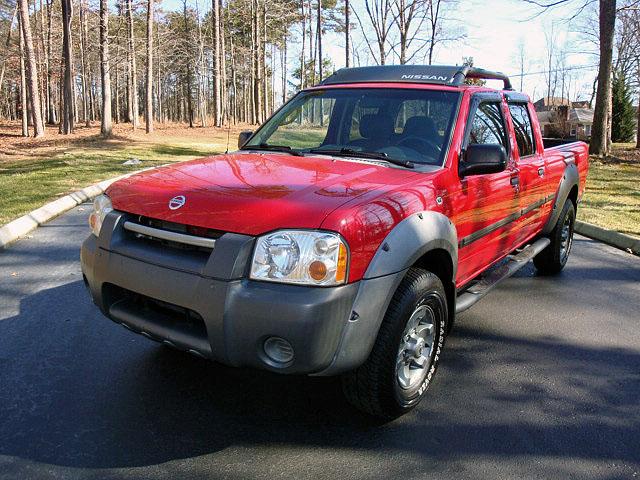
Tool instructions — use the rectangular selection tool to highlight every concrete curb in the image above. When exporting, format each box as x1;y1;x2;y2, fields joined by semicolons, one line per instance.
0;169;149;249
575;221;640;255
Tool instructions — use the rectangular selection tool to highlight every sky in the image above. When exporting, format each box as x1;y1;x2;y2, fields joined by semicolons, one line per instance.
316;0;599;102
157;0;600;106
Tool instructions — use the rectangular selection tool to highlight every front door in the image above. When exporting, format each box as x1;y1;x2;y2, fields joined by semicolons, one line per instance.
453;94;522;286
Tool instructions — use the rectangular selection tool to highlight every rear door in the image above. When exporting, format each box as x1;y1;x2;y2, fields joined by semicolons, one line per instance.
506;98;549;241
454;93;522;286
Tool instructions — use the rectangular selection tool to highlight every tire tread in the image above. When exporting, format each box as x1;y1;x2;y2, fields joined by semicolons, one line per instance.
342;268;444;418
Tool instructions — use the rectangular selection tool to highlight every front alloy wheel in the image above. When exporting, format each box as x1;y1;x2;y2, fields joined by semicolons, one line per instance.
395;305;436;391
342;268;447;419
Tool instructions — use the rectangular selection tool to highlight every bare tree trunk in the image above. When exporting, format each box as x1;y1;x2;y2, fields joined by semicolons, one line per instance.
636;96;640;149
345;0;350;68
79;0;90;126
182;0;194;128
589;76;597;109
307;0;315;121
212;0;221;126
18;16;29;137
230;33;238;124
127;0;139;129
282;40;287;103
195;0;207;127
396;0;407;64
317;0;322;80
45;0;55;124
262;2;267;119
85;2;96;124
100;0;112;136
146;0;154;133
37;0;46;125
636;66;640;148
88;64;96;122
114;57;121;124
589;0;616;156
427;0;442;65
220;1;228;124
156;21;162;123
60;0;74;134
0;5;17;96
606;81;612;151
57;61;63;133
299;0;305;88
18;0;44;137
252;0;262;124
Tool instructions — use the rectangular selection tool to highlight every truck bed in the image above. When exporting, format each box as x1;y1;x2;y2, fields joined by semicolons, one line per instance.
543;138;586;149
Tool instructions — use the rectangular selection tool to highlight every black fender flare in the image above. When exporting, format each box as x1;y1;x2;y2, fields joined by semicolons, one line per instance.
542;162;579;235
363;211;458;280
315;211;458;376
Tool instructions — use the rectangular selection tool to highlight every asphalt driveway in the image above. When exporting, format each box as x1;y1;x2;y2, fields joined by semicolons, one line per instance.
1;204;639;479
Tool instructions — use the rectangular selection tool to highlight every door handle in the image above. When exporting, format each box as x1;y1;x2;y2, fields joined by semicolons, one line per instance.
538;167;544;177
510;176;520;187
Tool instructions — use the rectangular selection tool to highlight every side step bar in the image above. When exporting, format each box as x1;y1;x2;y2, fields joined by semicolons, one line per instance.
455;238;551;314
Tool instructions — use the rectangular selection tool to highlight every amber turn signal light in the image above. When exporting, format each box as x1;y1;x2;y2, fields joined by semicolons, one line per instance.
335;243;348;283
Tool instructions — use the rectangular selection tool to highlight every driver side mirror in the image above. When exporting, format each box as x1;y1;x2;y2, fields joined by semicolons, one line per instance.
459;144;507;177
238;130;254;149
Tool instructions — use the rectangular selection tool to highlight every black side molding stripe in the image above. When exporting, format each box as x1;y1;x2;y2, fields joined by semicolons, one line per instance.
459;194;556;248
459;211;521;248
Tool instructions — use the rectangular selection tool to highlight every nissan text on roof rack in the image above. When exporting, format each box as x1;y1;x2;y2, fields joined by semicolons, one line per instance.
81;65;589;419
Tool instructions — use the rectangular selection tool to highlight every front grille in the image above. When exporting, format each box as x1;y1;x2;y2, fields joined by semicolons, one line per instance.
123;215;223;253
136;215;223;239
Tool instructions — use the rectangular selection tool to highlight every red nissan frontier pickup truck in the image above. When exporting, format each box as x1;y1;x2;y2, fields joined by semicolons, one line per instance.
81;65;589;418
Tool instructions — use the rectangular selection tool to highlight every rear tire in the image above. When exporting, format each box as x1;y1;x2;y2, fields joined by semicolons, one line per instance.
534;201;575;275
341;268;447;419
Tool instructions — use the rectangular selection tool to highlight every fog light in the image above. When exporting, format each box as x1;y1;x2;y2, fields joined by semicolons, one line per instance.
263;336;294;364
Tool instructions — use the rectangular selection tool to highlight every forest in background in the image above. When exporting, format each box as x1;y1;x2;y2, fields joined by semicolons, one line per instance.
0;0;638;155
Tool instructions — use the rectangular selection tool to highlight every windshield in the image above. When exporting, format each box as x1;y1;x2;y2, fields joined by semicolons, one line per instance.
244;88;460;166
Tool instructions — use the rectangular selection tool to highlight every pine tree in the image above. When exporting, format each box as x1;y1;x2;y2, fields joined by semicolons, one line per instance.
611;73;636;143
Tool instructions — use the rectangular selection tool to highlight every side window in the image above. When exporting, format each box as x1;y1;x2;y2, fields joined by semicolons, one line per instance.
508;103;535;157
468;102;508;149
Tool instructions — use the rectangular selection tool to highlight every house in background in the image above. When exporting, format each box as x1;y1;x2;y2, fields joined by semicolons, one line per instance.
533;98;594;140
533;96;571;112
568;108;594;139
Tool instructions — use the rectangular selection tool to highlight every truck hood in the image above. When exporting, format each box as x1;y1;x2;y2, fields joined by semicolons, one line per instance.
107;151;421;235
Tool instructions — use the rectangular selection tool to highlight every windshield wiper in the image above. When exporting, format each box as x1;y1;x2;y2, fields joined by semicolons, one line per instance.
308;148;414;169
241;143;304;156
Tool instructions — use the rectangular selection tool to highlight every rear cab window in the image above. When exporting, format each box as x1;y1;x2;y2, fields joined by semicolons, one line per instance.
508;103;536;157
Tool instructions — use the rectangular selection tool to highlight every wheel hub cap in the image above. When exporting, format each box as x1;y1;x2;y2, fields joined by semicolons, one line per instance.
560;214;573;262
396;305;435;390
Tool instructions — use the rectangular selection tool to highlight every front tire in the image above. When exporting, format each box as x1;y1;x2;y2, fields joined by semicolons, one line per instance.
341;268;447;419
534;200;575;275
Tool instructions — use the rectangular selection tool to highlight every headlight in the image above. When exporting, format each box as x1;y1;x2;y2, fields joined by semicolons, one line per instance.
250;230;349;286
88;194;113;237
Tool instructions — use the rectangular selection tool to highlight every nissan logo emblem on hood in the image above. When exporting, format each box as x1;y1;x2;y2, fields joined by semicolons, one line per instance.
168;195;186;210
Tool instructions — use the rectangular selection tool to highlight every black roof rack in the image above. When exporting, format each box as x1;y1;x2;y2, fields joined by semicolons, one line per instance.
319;65;513;91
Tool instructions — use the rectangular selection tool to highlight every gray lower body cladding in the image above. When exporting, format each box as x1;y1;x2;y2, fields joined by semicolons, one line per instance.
80;212;402;375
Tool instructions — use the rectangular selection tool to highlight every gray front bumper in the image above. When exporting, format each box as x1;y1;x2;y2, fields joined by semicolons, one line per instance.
81;212;404;375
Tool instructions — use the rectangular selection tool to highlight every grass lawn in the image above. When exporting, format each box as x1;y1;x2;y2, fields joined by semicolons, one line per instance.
0;122;246;226
578;155;640;238
1;123;639;239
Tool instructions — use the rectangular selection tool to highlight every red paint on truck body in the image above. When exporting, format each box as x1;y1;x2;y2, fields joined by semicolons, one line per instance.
107;83;589;286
